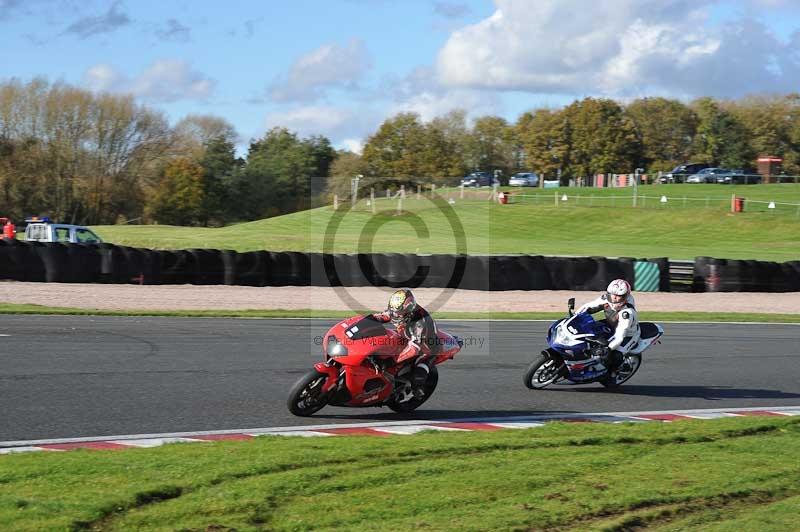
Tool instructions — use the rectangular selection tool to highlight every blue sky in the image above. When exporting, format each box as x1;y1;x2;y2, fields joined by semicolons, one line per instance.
2;0;800;154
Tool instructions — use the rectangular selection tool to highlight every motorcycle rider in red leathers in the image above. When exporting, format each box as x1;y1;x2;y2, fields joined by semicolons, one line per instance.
371;289;438;398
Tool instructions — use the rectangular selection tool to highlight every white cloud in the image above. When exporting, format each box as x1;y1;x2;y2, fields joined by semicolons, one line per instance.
269;39;372;102
436;0;800;98
83;60;215;102
265;105;357;137
340;138;364;154
83;64;122;92
384;66;502;121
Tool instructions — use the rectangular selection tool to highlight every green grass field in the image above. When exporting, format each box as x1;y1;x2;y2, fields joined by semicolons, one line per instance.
92;184;800;261
2;416;799;531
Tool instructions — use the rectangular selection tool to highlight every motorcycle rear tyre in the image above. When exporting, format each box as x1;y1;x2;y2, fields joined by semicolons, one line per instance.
387;366;439;413
600;354;642;389
287;370;330;416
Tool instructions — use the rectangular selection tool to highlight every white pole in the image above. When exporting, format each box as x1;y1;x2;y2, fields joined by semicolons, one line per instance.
371;188;376;214
397;195;403;215
431;184;436;197
460;183;464;199
400;184;405;199
333;194;339;210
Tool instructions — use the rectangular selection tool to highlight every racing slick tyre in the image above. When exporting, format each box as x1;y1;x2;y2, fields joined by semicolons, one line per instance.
386;366;439;413
287;370;331;417
600;353;642;389
523;352;563;390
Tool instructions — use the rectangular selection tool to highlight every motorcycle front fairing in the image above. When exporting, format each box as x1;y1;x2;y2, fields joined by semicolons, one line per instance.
547;312;611;359
320;315;413;407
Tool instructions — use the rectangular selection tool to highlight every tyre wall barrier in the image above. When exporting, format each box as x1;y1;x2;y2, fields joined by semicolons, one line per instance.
693;256;800;292
0;240;46;281
0;242;676;292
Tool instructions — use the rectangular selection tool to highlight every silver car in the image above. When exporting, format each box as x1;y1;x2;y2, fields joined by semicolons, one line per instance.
509;172;539;187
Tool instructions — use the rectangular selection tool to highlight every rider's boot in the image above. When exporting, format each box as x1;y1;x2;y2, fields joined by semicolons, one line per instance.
412;362;429;398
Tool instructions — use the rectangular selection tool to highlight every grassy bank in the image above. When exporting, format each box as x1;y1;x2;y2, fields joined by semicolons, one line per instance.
91;184;800;261
1;303;799;323
1;416;799;530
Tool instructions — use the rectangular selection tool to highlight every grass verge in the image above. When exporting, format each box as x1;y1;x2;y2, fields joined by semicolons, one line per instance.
1;416;799;530
1;303;800;323
92;184;800;261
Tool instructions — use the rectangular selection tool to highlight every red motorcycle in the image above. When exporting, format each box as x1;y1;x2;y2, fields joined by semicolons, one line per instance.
287;315;462;416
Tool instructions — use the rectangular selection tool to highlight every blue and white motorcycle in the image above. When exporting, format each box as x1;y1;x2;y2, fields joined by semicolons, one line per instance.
523;298;664;390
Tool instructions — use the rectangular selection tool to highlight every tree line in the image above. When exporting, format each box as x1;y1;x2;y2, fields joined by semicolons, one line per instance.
0;79;335;226
339;94;800;196
3;77;800;226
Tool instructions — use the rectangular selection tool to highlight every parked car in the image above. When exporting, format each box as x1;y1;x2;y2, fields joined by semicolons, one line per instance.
716;169;762;185
508;172;539;187
461;172;495;187
660;162;711;183
686;167;726;183
23;216;103;243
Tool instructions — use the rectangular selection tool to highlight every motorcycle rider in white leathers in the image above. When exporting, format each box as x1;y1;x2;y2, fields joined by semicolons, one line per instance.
577;279;640;373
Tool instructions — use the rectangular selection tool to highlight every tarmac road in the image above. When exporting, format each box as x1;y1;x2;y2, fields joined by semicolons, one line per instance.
2;315;799;441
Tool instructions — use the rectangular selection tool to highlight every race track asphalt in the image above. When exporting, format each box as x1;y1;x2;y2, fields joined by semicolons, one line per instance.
2;315;799;441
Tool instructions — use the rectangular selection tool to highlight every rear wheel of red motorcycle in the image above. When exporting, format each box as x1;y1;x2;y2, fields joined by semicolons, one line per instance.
287;370;330;416
386;366;439;413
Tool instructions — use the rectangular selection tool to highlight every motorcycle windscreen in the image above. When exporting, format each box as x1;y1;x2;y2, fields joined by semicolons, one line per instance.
343;315;390;340
567;313;611;337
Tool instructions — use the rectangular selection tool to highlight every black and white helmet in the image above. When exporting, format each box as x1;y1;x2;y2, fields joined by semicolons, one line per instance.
606;279;631;311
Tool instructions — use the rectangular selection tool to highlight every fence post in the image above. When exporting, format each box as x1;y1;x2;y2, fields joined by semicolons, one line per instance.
333;194;339;210
460;183;464;199
386;189;390;199
397;194;403;215
371;188;376;214
431;184;436;198
417;185;421;200
400;185;405;199
730;193;735;213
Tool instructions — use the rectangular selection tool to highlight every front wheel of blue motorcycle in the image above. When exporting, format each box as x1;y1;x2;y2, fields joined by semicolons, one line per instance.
600;354;642;389
524;354;562;390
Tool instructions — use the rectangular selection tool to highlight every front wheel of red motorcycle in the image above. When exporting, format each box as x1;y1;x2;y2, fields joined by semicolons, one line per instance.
287;370;330;416
386;366;439;413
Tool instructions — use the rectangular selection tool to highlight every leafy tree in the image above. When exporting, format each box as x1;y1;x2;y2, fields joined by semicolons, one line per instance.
361;113;430;179
562;98;641;179
625;97;697;172
515;108;570;179
231;128;335;220
199;136;240;225
467;116;516;179
327;150;368;198
690;97;754;169
148;158;204;225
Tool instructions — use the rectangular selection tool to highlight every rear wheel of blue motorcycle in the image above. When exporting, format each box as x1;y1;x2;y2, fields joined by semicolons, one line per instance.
287;370;330;416
387;366;439;413
523;353;563;390
600;354;642;389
